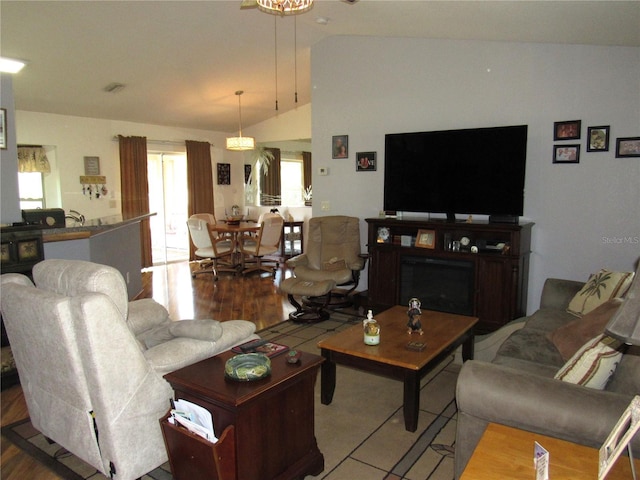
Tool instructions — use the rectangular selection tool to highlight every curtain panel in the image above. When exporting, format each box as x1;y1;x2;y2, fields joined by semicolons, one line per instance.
118;135;152;268
18;146;51;173
185;140;215;261
260;147;281;206
302;150;312;190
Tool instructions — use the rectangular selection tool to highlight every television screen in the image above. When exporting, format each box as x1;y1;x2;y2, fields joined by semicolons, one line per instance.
384;125;528;219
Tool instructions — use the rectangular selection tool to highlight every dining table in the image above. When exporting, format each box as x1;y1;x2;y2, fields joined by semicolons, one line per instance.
208;221;260;268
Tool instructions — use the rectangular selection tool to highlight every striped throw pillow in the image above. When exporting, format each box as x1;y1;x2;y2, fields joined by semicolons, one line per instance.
554;334;623;390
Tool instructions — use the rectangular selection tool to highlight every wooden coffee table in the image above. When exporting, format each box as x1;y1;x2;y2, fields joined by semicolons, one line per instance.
164;350;324;480
318;305;478;432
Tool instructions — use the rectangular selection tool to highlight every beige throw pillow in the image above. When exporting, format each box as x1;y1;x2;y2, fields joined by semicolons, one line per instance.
567;269;634;317
554;334;624;390
548;298;623;361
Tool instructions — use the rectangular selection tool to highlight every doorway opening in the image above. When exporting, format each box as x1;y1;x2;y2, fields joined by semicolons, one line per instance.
147;152;189;265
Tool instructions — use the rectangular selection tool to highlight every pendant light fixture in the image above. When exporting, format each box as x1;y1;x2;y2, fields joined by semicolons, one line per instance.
256;0;313;16
226;90;255;151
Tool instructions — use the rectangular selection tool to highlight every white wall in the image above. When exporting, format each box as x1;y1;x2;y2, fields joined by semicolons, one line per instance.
311;37;640;313
14;111;241;221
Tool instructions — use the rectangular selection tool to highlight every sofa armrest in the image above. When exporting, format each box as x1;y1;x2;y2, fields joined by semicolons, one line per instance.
455;360;636;479
286;253;309;268
539;278;584;310
127;298;171;336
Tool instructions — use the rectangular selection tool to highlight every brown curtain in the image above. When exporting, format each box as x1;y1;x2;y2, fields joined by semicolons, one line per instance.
118;135;152;268
260;147;281;206
302;150;312;191
186;140;215;260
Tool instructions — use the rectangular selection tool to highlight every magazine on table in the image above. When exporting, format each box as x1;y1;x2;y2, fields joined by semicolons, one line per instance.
232;338;290;357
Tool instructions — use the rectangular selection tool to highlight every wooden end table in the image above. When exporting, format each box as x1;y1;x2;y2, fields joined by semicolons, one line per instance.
164;350;324;480
318;305;478;432
461;423;640;479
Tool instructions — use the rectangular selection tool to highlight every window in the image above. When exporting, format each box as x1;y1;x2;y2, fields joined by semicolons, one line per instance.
280;158;305;207
18;172;45;209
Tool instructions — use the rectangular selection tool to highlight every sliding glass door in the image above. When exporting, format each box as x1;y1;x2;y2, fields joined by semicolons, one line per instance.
147;152;189;265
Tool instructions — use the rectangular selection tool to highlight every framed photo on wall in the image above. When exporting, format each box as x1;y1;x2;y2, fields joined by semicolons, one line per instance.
217;163;231;185
244;164;252;183
356;152;376;171
553;144;580;163
554;120;581;141
415;229;436;249
0;108;6;150
615;137;640;158
587;126;610;152
332;135;348;159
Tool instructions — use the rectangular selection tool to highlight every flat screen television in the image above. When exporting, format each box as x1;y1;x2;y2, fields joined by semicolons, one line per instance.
384;125;528;222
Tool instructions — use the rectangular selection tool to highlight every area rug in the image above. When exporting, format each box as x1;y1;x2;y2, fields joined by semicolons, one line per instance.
2;310;459;480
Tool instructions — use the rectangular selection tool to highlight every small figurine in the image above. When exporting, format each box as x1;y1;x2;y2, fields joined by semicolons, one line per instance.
407;297;424;335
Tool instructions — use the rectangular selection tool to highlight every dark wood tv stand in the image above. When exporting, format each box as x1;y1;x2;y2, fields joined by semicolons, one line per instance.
365;217;533;333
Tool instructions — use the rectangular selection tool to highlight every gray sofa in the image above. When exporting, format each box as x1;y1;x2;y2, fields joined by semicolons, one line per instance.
455;276;640;479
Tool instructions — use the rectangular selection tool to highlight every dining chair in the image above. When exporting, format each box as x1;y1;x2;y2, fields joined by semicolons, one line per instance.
238;215;284;276
186;215;235;280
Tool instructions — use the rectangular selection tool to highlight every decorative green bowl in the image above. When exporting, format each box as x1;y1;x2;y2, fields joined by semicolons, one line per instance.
225;353;271;381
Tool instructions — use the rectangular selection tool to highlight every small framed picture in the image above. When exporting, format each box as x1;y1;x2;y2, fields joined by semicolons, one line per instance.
244;164;252;183
554;120;581;140
587;126;610;152
356;151;376;171
217;163;231;185
553;144;580;164
84;156;101;175
415;229;436;249
0;108;6;150
615;137;640;158
332;135;348;159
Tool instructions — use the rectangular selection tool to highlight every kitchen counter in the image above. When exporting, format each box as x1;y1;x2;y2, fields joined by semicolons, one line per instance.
42;213;155;243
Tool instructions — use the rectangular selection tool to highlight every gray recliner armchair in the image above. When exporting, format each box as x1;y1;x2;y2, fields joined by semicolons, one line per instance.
1;259;258;479
286;215;366;308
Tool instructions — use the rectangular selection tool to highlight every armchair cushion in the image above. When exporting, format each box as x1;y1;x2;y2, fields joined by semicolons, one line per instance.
170;319;223;341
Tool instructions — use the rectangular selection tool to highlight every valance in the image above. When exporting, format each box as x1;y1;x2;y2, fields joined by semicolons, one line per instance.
18;147;51;173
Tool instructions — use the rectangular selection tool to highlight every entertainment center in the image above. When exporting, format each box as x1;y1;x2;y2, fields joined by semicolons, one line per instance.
366;217;533;333
372;123;532;333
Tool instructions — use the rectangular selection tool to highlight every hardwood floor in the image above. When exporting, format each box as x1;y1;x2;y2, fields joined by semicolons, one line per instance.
1;259;296;479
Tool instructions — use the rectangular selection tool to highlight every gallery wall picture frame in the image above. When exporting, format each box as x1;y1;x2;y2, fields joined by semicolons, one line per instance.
553;144;580;164
84;156;101;175
615;137;640;158
332;135;348;159
0;108;7;150
587;126;610;152
554;120;581;141
415;229;436;249
217;163;231;185
356;151;376;171
244;164;252;183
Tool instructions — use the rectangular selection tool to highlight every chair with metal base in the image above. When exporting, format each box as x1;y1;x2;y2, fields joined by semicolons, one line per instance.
286;215;366;309
187;215;235;280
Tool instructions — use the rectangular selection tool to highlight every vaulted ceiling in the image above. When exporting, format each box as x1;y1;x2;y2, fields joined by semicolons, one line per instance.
2;1;638;133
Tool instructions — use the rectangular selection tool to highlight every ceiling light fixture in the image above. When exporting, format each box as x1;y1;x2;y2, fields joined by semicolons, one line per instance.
0;57;27;74
257;0;313;16
226;90;255;151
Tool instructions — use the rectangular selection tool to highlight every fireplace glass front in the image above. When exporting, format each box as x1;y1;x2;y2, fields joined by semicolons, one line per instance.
399;256;475;316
